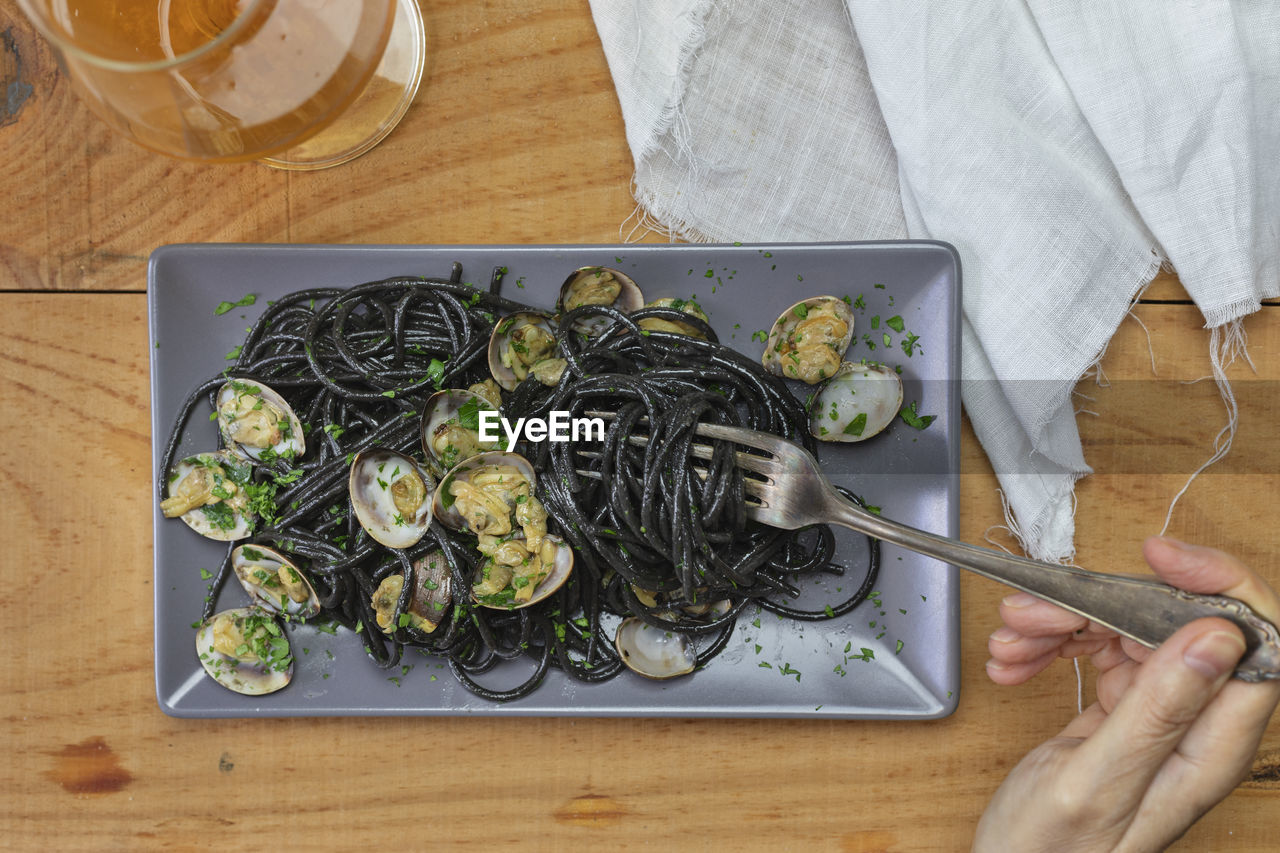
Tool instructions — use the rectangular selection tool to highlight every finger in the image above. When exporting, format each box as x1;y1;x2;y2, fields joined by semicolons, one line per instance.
1057;635;1119;661
999;592;1090;636
1119;636;1151;663
988;627;1072;664
1084;637;1131;673
1141;538;1280;763
1143;537;1280;623
1095;658;1139;713
986;648;1060;685
1142;677;1280;812
1060;701;1109;739
1066;618;1245;805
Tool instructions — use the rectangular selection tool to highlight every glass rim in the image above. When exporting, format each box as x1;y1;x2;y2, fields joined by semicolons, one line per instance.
16;0;272;73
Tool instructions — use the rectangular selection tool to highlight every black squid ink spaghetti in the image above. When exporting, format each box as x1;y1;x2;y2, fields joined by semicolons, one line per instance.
159;264;879;701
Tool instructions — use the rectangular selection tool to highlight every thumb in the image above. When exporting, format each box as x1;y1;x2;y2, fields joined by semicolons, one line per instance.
1065;618;1245;804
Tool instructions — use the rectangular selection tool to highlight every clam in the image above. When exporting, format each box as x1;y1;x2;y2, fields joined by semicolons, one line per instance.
195;607;293;695
432;451;573;609
472;534;574;610
557;266;644;334
467;379;503;409
232;544;320;618
761;296;855;384
348;449;435;549
808;362;903;442
614;617;698;680
529;357;567;386
216;379;305;464
370;550;453;633
630;585;731;620
431;451;539;534
487;312;561;391
636;297;712;339
160;450;255;541
420;389;504;470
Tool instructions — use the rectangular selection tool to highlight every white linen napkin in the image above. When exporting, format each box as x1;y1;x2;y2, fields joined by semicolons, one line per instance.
589;0;1280;561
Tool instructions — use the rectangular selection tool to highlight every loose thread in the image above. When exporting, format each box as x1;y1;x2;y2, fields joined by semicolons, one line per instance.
1160;320;1252;535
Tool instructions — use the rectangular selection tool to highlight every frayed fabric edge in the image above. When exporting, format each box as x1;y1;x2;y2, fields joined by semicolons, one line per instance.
986;252;1163;564
625;183;717;244
993;474;1086;565
1159;315;1256;534
623;2;718;168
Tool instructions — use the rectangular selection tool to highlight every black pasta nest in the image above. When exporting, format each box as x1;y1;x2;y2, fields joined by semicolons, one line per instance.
161;267;878;701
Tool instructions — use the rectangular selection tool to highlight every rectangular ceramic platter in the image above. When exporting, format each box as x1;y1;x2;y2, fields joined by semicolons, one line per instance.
150;242;961;718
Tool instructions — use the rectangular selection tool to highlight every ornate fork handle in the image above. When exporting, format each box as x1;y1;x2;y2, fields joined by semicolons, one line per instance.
820;485;1280;682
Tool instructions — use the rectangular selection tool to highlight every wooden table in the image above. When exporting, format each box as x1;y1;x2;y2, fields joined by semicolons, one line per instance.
2;2;1276;849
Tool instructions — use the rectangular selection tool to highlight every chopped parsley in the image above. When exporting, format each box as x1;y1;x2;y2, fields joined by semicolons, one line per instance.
214;293;257;315
842;412;867;437
900;401;936;430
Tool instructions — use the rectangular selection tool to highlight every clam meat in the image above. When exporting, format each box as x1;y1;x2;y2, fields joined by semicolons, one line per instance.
468;379;503;409
370;551;453;633
232;544;320;618
195;607;293;695
349;449;435;549
761;296;855;384
630;585;731;621
636;297;711;339
421;389;504;470
488;312;562;390
557;266;644;333
161;450;255;541
472;534;574;609
808;361;903;442
433;451;572;608
216;379;305;464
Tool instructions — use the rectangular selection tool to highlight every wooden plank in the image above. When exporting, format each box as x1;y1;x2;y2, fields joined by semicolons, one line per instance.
2;294;1277;850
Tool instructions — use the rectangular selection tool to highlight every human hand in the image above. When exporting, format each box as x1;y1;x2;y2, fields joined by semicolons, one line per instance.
973;537;1280;852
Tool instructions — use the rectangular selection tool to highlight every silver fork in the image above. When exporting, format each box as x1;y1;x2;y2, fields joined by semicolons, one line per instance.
575;417;1280;681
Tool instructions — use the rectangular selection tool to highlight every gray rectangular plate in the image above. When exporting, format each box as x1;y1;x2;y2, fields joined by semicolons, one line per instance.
150;242;961;718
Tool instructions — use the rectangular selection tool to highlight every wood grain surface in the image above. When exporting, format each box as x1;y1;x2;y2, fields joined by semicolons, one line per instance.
1;1;1277;850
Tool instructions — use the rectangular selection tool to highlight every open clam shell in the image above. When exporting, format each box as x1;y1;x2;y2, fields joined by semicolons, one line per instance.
557;266;644;334
195;607;293;695
761;295;855;384
636;297;712;339
808;362;903;442
216;379;305;464
472;534;574;610
431;450;538;533
420;389;505;470
630;584;731;621
371;550;453;633
161;450;255;541
487;312;560;391
232;544;320;619
349;449;435;549
615;617;697;680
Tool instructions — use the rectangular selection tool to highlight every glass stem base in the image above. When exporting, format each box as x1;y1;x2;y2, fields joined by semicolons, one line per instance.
260;0;425;171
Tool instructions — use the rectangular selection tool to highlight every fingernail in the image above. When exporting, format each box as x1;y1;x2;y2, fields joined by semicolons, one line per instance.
1002;592;1038;608
1183;630;1246;679
989;627;1019;644
985;658;1009;672
1158;536;1194;552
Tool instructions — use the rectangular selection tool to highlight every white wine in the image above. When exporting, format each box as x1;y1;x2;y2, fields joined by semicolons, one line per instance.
30;0;396;161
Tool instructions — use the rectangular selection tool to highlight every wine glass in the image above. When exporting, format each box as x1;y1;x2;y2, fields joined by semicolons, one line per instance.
16;0;425;170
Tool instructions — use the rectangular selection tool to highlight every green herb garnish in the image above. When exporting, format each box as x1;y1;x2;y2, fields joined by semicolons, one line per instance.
214;293;257;316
